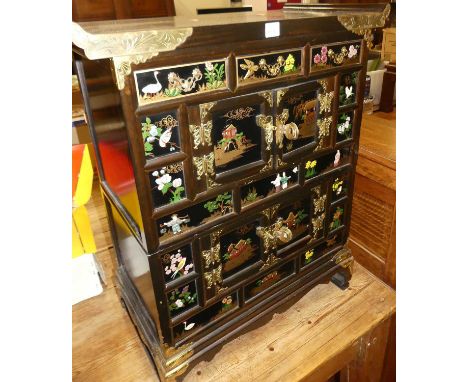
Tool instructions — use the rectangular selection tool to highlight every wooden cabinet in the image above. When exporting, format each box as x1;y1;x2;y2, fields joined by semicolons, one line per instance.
73;4;390;380
348;111;396;289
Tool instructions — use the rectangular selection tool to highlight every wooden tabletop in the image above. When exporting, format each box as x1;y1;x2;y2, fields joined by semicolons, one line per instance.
73;185;396;382
359;110;396;170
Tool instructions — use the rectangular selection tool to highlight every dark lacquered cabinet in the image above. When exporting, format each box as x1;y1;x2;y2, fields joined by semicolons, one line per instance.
73;4;390;380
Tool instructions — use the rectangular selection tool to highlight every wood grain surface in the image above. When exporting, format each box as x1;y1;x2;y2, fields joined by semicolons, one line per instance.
72;184;396;382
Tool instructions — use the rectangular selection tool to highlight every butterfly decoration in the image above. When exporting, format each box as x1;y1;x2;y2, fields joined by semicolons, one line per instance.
318;91;334;114
345;86;354;99
204;265;222;289
201;243;221;269
189;122;213;149
240;59;259;80
193;152;215;180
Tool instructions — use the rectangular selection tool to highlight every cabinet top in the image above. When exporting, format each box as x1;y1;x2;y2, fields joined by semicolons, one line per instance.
72;3;390;60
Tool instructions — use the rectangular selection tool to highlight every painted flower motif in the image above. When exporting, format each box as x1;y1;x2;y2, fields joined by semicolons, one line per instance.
348;45;358;58
337;116;351;136
149;124;158;136
332;179;344;195
172;178;182;188
192;68;202;77
184;264;193;274
321;46;328;55
168;72;177;82
314;54;321;64
306;160;317;169
147;136;156;143
293;166;298;173
156;173;172;190
205;62;214;71
175;299;184;308
222;296;233;305
165;267;171;275
152;170;159;177
321;54;327;64
304;249;314;264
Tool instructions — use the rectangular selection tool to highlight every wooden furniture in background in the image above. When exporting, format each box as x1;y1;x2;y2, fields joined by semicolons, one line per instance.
348;110;395;289
72;0;175;22
72;184;396;381
381;28;396;62
380;64;396;113
348;110;396;382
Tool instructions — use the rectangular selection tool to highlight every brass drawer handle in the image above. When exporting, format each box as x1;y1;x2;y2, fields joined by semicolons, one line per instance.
256;109;299;151
256;114;275;151
256;218;293;252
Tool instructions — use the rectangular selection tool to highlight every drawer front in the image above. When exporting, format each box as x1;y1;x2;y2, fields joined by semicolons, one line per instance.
134;58;228;106
310;40;362;73
236;48;304;87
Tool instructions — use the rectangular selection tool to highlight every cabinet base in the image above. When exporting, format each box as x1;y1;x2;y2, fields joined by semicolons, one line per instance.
117;249;354;381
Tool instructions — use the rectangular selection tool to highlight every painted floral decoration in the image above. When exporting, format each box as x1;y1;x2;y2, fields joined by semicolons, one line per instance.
330;207;344;230
164;249;194;280
168;285;197;313
203;192;232;215
348;45;358;59
283;54;297;73
204;62;225;89
313;44;359;68
339;73;357;106
314;46;328;65
141;116;179;157
245;187;258;203
337;114;352;139
165;68;203;97
152;167;185;203
332;179;344;195
304;249;314;265
305;160;317;178
222;296;233;310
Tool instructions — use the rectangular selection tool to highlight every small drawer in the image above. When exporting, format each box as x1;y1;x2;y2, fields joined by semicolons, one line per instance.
134;58;228;106
310;41;361;72
236;48;304;87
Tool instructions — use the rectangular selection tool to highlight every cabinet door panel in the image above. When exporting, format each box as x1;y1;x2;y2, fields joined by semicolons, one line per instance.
188;93;273;192
198;214;266;300
276;76;335;164
276;81;320;160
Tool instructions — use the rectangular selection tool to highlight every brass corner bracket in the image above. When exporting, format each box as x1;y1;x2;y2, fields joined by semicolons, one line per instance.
331;246;354;274
337;3;391;48
72;23;193;90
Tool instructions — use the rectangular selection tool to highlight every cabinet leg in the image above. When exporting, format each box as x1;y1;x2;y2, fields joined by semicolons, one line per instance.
331;267;351;290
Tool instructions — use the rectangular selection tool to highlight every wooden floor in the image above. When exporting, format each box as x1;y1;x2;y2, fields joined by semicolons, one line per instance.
72;185;396;382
